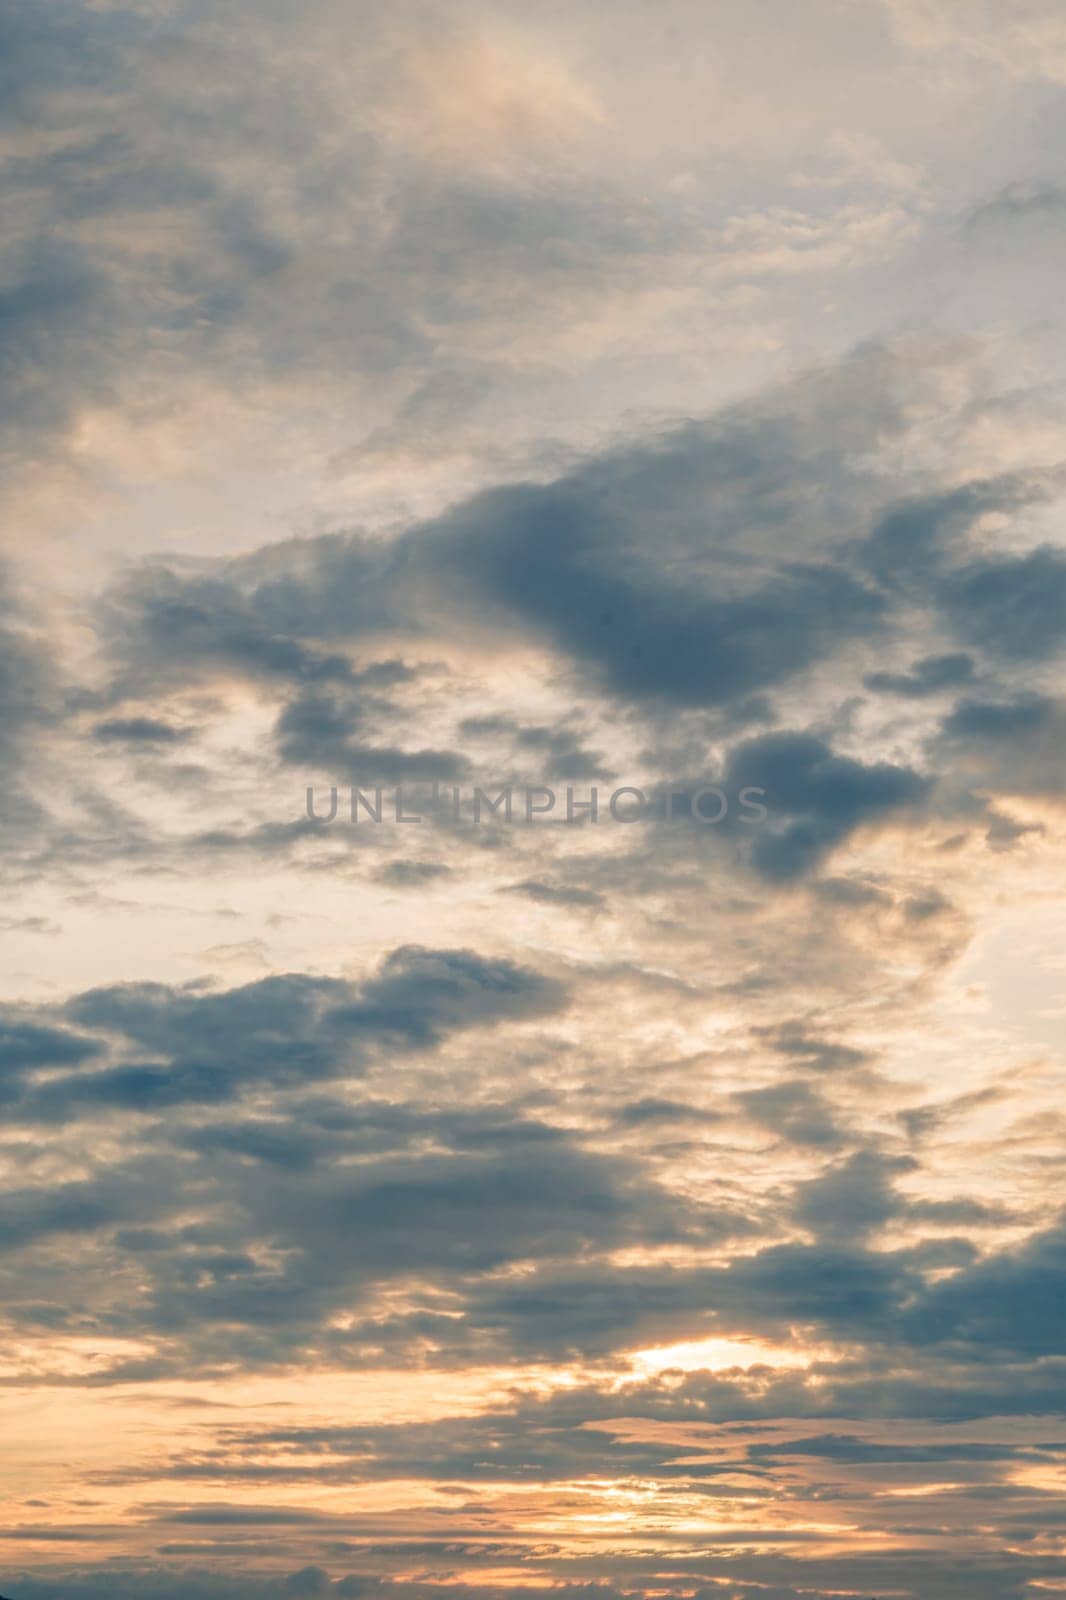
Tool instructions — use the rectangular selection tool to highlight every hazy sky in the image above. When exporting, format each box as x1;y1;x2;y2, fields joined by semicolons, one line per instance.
2;3;1066;1599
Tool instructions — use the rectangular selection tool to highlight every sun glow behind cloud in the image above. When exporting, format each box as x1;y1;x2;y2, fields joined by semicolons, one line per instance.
623;1334;829;1382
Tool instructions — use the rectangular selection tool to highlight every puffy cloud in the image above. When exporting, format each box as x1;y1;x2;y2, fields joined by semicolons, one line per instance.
904;1215;1066;1357
0;946;567;1118
940;545;1066;662
864;651;976;697
726;732;930;880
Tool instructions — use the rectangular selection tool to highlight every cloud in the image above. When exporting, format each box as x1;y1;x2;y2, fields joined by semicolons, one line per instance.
0;1018;101;1075
92;716;191;744
87;344;938;726
904;1215;1066;1357
737;1078;846;1149
2;947;566;1121
41;341;1055;913
0;565;57;844
3;6;1066;1592
934;691;1066;796
274;688;470;784
864;651;975;697
502;879;606;911
725;731;930;880
966;180;1066;228
940;545;1066;661
426;479;885;709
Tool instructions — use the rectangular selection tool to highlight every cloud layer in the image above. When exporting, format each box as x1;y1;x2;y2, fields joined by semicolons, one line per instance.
2;3;1066;1599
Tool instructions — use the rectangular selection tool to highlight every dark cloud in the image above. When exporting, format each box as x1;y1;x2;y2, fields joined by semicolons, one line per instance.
794;1148;916;1239
0;1165;171;1252
274;689;469;785
163;1508;331;1527
428;475;885;708
939;545;1066;661
8;1558;1065;1600
2;947;566;1120
904;1215;1066;1357
725;731;930;880
98;561;384;697
458;715;611;780
371;860;453;888
617;1097;721;1127
861;475;1051;589
966;180;1066;229
864;651;975;697
934;692;1066;797
326;945;566;1047
737;1079;845;1149
943;693;1057;740
0;1018;100;1074
758;1023;873;1073
795;1147;1006;1245
92;717;191;744
502;879;606;911
0;566;57;847
90;348;935;730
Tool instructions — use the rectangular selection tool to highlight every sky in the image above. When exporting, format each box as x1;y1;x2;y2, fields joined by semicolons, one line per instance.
1;1;1066;1598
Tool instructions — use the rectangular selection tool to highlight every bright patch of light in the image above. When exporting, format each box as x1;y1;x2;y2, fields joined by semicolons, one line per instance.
623;1335;825;1382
